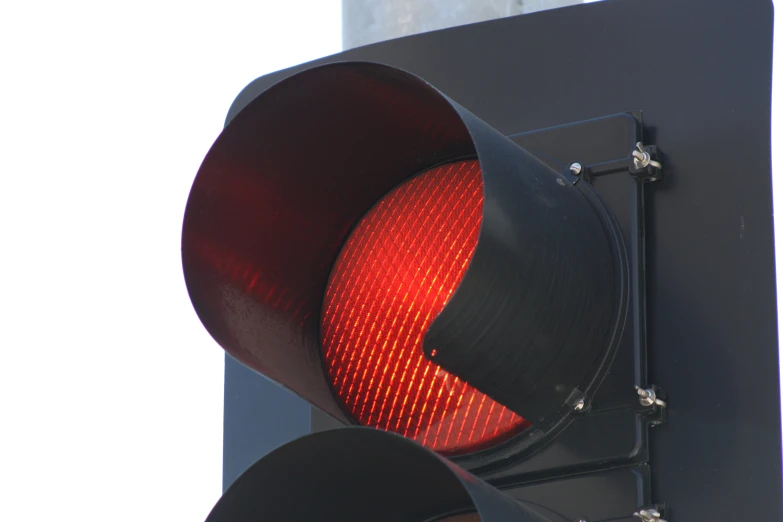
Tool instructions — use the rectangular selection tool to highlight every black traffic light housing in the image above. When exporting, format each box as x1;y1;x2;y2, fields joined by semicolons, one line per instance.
207;428;550;522
183;0;782;520
183;61;633;458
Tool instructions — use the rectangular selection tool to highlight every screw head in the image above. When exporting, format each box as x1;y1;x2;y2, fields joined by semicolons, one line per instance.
570;162;582;175
574;398;586;411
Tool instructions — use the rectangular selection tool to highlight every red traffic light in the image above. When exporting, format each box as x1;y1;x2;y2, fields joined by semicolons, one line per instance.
322;159;528;455
186;1;783;520
182;61;625;458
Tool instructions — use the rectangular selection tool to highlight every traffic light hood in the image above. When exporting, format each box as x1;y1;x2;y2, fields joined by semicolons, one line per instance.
182;61;626;441
206;427;550;522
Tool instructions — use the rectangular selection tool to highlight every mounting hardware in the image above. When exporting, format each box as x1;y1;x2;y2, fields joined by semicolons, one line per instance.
635;385;667;408
570;137;662;183
632;142;662;170
560;163;583;186
633;508;667;522
628;141;663;182
567;387;589;412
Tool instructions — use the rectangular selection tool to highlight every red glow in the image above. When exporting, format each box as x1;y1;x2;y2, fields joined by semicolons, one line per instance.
321;160;529;455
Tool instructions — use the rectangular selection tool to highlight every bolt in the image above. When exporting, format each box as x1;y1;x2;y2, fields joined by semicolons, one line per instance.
632;142;661;170
570;162;582;175
634;151;651;166
574;398;586;411
633;508;666;522
635;386;667;408
635;386;656;406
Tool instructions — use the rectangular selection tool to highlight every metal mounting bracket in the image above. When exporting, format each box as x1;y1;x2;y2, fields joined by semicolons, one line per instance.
576;141;664;183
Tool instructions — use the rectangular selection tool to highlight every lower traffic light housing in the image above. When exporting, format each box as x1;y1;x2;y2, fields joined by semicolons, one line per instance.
207;428;550;522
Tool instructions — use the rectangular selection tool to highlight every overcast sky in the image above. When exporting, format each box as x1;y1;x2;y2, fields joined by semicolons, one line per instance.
0;2;340;521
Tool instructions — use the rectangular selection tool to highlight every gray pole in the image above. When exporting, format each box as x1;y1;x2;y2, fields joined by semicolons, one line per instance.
343;0;584;49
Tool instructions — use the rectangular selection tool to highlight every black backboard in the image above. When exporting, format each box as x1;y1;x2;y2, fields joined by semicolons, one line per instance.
222;0;782;519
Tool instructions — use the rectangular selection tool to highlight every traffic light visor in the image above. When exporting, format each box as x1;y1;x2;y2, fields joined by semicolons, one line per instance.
205;428;549;522
183;62;478;422
183;61;626;451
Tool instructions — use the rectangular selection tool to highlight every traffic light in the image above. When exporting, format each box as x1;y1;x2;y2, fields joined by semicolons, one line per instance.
182;0;782;520
205;428;550;522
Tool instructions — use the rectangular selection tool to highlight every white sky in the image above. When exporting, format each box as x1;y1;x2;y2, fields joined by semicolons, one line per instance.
1;1;781;522
0;2;340;521
772;3;783;447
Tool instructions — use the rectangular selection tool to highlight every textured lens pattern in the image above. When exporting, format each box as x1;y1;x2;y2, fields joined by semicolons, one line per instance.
321;160;529;455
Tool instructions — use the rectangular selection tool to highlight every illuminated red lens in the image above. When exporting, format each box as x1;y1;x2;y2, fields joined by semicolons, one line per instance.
321;160;529;455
